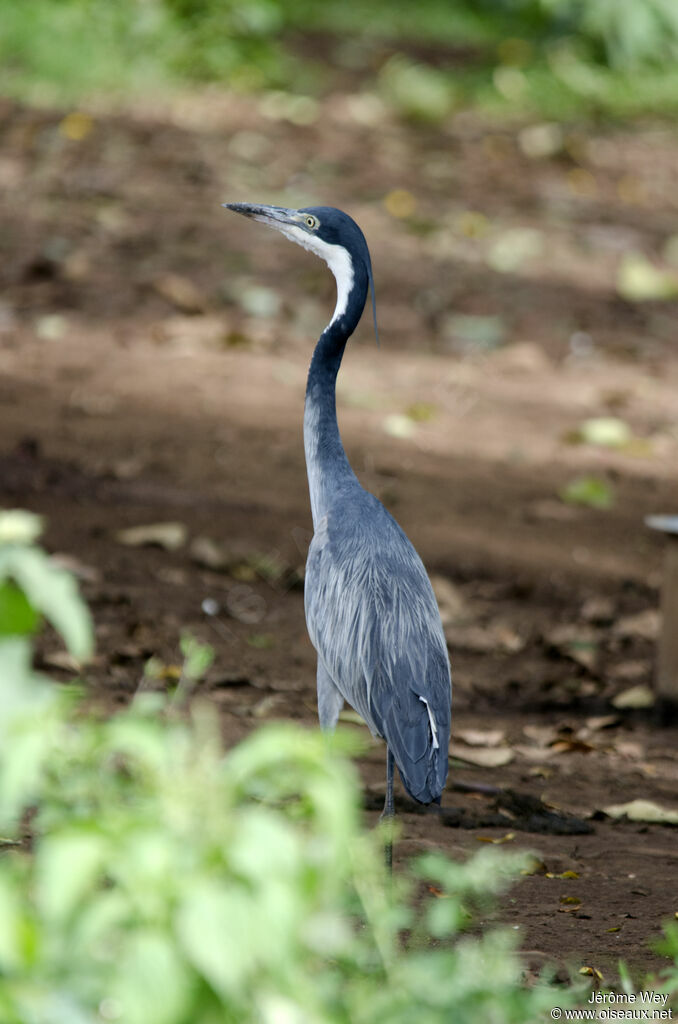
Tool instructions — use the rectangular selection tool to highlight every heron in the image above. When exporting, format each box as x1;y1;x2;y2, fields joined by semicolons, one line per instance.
224;202;452;867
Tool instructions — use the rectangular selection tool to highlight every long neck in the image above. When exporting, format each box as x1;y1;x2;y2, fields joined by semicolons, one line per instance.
304;259;368;528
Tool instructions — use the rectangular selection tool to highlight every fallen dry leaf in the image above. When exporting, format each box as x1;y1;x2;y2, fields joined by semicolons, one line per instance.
518;721;600;760
116;521;187;551
584;715;620;732
611;684;655;709
613;609;661;641
579;966;604;981
602;799;678;825
521;857;548;876
545;624;598;671
514;744;556;763
476;832;515;844
613;741;644;760
522;724;558;747
454;728;505;748
608;660;649;682
144;658;182;683
550;738;594;754
452;744;515;768
190;535;229;570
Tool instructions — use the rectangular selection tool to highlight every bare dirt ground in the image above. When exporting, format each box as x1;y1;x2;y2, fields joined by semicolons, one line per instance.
2;89;678;984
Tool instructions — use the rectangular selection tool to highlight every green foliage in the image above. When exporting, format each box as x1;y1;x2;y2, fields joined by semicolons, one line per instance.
163;0;287;87
0;0;178;103
0;510;93;759
493;0;678;68
178;633;215;686
3;0;678;117
655;922;678;994
0;710;564;1023
0;510;92;658
0;510;570;1023
0;546;92;660
0;582;39;638
379;56;458;124
0;0;292;102
559;475;615;509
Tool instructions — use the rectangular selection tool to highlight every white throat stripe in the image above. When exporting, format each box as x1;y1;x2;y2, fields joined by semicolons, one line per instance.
279;225;354;325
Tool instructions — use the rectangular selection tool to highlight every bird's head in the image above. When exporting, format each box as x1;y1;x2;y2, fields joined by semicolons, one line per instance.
223;203;378;341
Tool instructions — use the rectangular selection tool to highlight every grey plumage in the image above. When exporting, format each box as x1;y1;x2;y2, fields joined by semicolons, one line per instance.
224;201;452;835
305;490;450;803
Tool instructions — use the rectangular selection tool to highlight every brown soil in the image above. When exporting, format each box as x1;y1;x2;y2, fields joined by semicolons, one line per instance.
2;89;678;985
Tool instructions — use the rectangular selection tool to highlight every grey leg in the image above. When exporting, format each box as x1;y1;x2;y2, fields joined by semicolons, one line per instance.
381;746;395;872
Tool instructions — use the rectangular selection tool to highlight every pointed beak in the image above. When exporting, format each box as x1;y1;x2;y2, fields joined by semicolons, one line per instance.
222;203;300;231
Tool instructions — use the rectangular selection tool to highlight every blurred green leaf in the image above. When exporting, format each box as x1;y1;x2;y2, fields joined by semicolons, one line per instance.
179;633;214;681
0;547;93;659
559;476;614;509
177;882;252;995
114;930;193;1024
379;55;456;123
616;253;678;302
36;831;108;924
0;876;24;972
0;583;39;638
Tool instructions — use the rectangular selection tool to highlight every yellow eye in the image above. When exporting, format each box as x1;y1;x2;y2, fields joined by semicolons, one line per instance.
305;215;317;229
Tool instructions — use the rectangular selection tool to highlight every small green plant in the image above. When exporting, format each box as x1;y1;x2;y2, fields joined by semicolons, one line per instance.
559;475;615;509
655;923;678;998
0;509;92;751
0;509;573;1022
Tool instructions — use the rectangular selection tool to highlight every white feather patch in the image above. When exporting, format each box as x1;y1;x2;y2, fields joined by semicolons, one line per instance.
419;696;439;750
277;224;354;324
